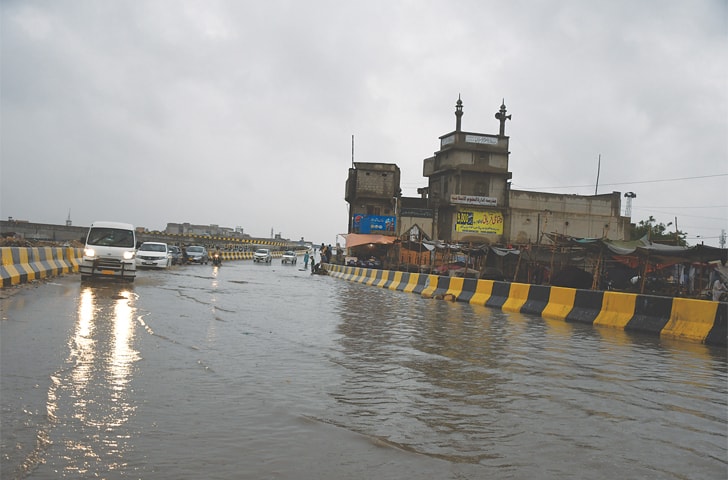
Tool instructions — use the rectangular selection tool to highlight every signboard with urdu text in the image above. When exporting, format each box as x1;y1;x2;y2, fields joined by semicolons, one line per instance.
352;215;397;234
455;209;504;235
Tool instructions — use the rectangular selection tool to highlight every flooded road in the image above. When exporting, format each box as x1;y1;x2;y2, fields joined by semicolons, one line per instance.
2;260;726;479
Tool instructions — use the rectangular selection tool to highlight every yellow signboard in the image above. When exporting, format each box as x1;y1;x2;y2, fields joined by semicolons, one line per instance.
455;209;504;235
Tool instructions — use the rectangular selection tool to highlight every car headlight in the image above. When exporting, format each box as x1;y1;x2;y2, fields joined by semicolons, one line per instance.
123;251;135;260
84;248;96;258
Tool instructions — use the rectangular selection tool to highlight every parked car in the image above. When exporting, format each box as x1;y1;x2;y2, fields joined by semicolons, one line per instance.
253;248;272;263
135;242;171;269
168;245;182;265
281;250;297;265
185;245;209;264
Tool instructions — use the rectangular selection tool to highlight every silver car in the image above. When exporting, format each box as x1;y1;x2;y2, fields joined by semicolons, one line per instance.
281;250;297;265
185;246;209;264
253;248;272;263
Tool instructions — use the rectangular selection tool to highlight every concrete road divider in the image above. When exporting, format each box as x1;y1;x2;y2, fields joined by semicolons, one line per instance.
325;263;726;346
1;247;83;287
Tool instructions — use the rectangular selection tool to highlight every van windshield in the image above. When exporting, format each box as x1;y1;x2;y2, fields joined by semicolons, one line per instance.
87;228;135;248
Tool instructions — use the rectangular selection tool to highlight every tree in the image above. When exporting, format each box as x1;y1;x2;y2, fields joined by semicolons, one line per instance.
631;216;687;246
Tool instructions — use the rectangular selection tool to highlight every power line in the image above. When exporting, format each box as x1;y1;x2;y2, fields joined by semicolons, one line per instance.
513;173;728;190
637;205;727;209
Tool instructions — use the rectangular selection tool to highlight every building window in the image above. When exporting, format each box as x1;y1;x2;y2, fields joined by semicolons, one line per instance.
475;179;489;196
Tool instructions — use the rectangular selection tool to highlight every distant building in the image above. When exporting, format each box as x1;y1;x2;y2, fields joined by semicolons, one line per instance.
165;223;243;238
344;162;400;235
345;97;631;245
422;97;512;244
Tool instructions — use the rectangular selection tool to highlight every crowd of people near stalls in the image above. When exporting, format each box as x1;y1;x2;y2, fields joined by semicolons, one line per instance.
309;243;334;274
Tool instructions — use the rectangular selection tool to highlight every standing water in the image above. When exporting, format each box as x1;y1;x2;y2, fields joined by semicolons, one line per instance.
1;261;726;479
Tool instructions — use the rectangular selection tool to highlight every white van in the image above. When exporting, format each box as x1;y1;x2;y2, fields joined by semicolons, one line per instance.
79;221;137;282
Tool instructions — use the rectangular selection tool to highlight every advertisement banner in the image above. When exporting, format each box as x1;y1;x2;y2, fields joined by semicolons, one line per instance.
455;209;504;235
400;208;433;218
450;194;497;206
352;215;396;234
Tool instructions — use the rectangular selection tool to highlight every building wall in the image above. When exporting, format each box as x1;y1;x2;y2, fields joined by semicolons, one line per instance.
0;221;87;242
508;190;630;243
345;163;401;234
398;190;631;245
346;162;400;200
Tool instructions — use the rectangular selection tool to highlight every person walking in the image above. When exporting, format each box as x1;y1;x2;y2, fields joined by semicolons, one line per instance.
304;251;310;268
712;277;727;301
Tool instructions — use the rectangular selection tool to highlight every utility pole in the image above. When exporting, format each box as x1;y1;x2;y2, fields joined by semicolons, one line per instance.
674;216;679;245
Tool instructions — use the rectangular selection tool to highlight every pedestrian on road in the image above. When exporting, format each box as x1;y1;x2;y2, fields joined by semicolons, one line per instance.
712;278;727;301
304;251;310;268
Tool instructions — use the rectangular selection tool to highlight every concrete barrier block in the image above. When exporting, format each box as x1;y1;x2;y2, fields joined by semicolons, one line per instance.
486;281;511;309
626;295;673;336
385;271;404;290
468;279;495;306
662;297;719;343
542;286;576;321
568;290;606;325
502;282;530;313
521;284;552;317
704;302;726;347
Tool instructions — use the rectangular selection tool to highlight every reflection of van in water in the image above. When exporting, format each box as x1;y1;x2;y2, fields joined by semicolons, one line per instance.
79;221;137;282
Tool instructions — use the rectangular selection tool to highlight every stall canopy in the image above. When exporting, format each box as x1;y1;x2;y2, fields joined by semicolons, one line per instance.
544;233;727;265
344;233;399;249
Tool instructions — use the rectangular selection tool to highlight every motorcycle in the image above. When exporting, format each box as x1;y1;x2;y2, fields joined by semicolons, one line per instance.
212;253;222;266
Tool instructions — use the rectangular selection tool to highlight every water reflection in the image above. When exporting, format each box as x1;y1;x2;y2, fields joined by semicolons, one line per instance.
45;283;140;476
329;280;728;470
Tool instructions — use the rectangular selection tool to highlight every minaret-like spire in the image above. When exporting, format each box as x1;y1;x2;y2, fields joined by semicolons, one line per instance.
495;99;511;137
455;94;463;132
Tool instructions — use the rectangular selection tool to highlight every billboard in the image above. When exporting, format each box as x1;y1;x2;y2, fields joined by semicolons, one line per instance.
455;209;504;235
352;215;396;234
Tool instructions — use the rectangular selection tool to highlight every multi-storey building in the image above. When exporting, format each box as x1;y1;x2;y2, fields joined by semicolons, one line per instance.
344;162;400;235
345;97;631;245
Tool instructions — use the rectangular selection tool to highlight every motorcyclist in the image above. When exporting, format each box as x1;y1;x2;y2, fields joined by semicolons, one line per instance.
213;247;223;266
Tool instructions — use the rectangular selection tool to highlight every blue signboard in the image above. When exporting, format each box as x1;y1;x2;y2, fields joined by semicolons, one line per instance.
351;215;396;234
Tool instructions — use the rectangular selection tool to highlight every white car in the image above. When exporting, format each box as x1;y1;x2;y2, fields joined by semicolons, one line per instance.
253;248;272;263
281;250;297;265
135;242;171;269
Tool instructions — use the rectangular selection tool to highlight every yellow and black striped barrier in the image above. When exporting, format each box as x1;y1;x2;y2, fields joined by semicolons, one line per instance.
325;264;727;346
1;247;83;287
0;248;287;287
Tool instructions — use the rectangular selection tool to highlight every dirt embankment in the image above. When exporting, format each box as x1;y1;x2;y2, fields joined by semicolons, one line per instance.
0;237;84;248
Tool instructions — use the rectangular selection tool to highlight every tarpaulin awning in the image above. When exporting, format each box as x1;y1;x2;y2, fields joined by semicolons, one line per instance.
344;234;399;249
544;233;727;265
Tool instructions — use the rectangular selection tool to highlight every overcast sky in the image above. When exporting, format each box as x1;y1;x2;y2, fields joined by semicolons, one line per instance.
2;0;726;247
